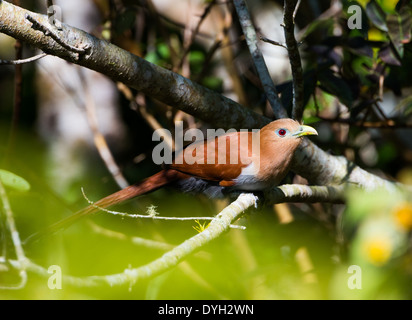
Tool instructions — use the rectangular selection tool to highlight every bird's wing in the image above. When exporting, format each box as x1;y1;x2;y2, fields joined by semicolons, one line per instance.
170;131;255;183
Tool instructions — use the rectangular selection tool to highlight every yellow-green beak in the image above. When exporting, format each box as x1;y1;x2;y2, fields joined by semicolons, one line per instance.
292;124;318;137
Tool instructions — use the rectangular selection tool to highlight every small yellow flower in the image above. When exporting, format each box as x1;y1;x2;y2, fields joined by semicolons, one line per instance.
363;235;392;266
393;202;412;231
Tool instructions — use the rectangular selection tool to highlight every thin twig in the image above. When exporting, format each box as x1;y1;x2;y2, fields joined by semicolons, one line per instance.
0;179;27;289
373;102;390;121
318;116;411;128
0;52;47;65
13;37;23;122
233;0;288;119
116;83;175;151
5;33;23;162
79;70;129;189
25;14;89;56
144;0;179;67
89;222;175;251
136;96;174;151
210;6;249;106
297;0;342;40
259;36;287;49
293;0;302;22
283;0;304;122
260;35;303;49
194;38;222;82
178;0;217;70
81;188;246;230
46;0;62;29
131;3;214;40
46;0;54;20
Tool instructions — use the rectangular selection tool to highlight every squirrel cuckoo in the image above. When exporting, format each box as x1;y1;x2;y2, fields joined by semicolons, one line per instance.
24;118;317;244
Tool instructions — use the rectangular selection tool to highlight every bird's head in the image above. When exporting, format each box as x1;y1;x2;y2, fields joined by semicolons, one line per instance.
251;119;318;184
261;118;318;142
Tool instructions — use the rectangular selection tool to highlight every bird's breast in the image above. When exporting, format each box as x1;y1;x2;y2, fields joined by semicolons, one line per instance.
233;162;271;190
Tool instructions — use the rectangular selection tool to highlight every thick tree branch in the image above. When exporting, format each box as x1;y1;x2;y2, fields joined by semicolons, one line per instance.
267;184;345;205
25;13;87;55
0;1;399;192
0;1;266;130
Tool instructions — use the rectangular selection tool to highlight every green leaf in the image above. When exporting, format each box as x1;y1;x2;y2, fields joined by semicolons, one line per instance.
394;95;412;116
201;76;223;91
377;142;397;166
366;0;388;32
144;51;159;64
189;51;205;65
318;70;353;107
378;44;401;65
399;5;412;44
0;169;30;192
347;36;374;57
189;51;205;74
157;43;170;60
386;13;404;57
301;19;334;41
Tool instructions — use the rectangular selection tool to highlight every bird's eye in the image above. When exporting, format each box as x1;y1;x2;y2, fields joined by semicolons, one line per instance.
276;128;287;137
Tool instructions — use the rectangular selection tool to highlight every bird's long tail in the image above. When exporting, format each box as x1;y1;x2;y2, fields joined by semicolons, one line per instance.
24;169;185;245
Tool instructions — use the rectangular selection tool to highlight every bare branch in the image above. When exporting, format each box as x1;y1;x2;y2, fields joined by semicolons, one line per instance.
6;28;23;161
45;0;62;29
81;188;246;230
259;36;287;49
0;1;265;129
0;52;47;65
78;71;130;189
0;179;27;289
266;184;345;205
89;222;176;251
317;116;412;129
233;0;288;119
283;0;304;122
117;83;175;151
178;0;217;70
293;0;302;21
25;13;89;57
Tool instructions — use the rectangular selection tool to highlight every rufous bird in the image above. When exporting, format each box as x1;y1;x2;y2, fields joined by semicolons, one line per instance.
24;118;317;244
